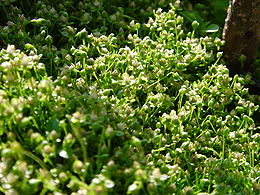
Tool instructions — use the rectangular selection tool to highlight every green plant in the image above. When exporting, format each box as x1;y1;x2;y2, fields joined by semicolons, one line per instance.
0;1;259;194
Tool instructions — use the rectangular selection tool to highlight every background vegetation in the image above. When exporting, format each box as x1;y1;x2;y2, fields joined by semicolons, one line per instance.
0;0;259;194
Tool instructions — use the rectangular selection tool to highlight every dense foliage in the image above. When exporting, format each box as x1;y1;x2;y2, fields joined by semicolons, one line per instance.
0;0;259;194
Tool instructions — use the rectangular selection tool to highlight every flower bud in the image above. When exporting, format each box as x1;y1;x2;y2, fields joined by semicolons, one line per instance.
192;20;199;29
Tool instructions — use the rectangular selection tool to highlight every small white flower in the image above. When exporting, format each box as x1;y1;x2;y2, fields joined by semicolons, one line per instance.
6;45;16;54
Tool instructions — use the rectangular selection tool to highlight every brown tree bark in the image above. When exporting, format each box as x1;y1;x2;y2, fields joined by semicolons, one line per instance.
222;0;260;75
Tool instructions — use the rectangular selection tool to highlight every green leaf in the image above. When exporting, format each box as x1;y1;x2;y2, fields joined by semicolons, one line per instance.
21;116;33;126
30;18;46;25
180;11;203;23
46;117;60;132
202;24;219;33
115;130;124;137
24;43;36;51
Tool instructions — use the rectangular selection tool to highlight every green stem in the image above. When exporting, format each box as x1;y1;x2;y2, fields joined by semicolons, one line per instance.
251;149;254;167
207;147;221;158
208;121;217;134
72;126;87;163
96;131;105;171
21;149;48;170
40;188;48;195
178;93;183;113
191;30;195;39
0;186;5;193
222;130;225;159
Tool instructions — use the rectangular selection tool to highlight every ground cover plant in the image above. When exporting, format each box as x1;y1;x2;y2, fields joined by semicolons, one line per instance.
0;0;259;194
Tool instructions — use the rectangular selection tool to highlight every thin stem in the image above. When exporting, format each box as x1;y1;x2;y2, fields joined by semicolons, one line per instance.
21;149;48;170
222;130;225;159
71;126;87;163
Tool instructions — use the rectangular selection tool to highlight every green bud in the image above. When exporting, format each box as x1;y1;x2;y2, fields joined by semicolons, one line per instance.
192;20;199;29
239;54;247;63
45;35;53;45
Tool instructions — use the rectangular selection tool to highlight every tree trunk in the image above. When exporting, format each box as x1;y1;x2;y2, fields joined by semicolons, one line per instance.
222;0;260;75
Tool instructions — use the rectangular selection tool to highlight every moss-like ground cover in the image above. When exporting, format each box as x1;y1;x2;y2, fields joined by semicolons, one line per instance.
0;0;259;194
